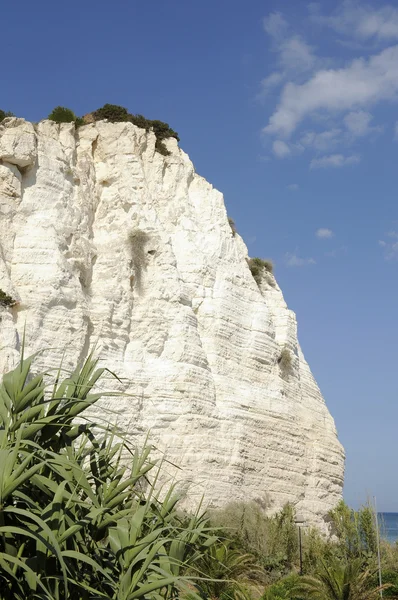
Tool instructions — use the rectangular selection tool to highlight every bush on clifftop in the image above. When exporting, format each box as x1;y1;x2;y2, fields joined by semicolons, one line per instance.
92;103;131;122
48;106;78;123
92;104;179;155
48;107;85;128
0;109;15;122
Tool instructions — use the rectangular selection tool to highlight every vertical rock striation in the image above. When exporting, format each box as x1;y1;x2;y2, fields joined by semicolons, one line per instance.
0;118;344;525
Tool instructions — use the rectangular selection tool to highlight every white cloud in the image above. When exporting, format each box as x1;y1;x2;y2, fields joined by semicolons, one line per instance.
285;252;316;267
298;115;380;155
379;231;398;259
272;140;291;158
315;1;398;42
316;228;334;239
310;154;360;169
344;110;371;136
301;128;342;151
343;110;382;137
258;72;285;99
279;36;316;72
287;183;299;191
263;12;288;40
263;11;317;77
325;245;347;258
263;45;398;138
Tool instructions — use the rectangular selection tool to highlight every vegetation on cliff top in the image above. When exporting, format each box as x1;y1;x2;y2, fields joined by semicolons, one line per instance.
46;103;179;155
0;109;15;122
92;103;179;156
47;105;85;128
2;104;179;156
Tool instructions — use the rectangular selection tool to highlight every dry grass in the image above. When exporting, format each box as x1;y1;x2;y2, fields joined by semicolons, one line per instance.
248;257;274;286
0;289;16;307
278;348;292;372
228;217;237;236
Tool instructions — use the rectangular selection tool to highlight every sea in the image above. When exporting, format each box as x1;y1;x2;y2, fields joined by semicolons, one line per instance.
379;513;398;544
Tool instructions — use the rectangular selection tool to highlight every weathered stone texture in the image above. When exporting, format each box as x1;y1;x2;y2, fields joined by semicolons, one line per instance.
0;118;344;525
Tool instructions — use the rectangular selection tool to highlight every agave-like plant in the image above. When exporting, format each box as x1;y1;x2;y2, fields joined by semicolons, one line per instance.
190;541;262;600
292;557;386;600
0;351;217;599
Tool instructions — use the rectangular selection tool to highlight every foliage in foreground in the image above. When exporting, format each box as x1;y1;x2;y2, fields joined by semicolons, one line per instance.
190;541;262;600
293;557;383;600
211;498;398;600
1;345;397;600
210;501;298;582
0;352;216;599
262;573;300;600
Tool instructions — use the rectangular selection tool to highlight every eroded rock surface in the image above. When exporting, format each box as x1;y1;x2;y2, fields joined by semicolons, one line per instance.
0;118;344;524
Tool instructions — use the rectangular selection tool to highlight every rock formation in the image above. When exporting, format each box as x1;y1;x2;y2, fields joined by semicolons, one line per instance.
0;117;344;525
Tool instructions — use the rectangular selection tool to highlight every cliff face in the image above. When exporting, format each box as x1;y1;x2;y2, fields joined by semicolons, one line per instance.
0;118;344;524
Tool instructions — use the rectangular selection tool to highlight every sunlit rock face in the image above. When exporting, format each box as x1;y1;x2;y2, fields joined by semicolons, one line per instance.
0;117;344;525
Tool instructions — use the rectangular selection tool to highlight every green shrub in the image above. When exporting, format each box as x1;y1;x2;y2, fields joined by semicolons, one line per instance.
150;118;180;142
294;557;384;600
302;527;338;575
74;116;85;128
0;289;16;307
228;217;237;236
263;573;301;600
374;570;398;597
131;114;179;155
0;351;217;599
191;542;262;600
155;137;171;155
328;500;379;560
0;109;15;122
92;105;179;155
248;257;274;285
380;538;398;572
92;103;131;122
130;113;151;130
48;106;77;123
210;501;299;581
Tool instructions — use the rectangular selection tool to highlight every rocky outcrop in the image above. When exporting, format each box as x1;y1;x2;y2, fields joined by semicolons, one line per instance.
0;117;344;525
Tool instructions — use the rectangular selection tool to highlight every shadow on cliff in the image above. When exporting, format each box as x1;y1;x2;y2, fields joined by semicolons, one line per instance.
129;230;150;294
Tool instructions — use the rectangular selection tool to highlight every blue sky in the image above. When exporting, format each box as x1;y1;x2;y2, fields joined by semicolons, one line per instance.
2;0;398;510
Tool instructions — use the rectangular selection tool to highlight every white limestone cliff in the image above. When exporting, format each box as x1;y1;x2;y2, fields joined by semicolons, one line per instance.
0;117;344;525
